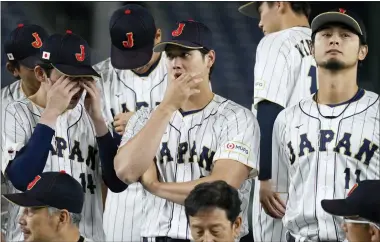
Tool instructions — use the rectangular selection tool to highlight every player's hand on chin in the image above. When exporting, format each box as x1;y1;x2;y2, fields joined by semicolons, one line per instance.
81;79;103;121
41;75;81;129
140;161;159;194
113;112;134;135
159;72;204;113
259;180;286;219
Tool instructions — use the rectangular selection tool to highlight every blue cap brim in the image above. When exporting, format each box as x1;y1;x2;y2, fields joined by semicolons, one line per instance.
321;199;359;217
2;193;47;208
52;64;101;78
153;40;204;53
110;41;154;70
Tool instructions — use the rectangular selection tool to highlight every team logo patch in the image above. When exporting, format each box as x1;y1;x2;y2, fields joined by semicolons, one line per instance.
7;53;14;60
254;79;265;90
31;32;43;48
75;45;85;62
42;51;50;60
172;23;186;37
225;141;250;157
122;32;134;48
27;175;41;190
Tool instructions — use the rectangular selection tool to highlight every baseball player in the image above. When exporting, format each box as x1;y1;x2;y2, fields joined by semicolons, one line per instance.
1;31;105;242
92;4;168;242
114;20;260;241
1;23;49;241
321;180;380;242
2;24;49;106
239;2;315;241
274;9;379;241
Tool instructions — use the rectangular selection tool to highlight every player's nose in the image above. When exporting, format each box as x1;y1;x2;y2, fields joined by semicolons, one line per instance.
329;34;340;46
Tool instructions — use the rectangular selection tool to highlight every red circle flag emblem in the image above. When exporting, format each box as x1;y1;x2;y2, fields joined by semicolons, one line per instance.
226;143;235;149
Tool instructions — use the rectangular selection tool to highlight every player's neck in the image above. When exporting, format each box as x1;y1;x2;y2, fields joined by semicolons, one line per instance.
317;67;359;105
21;79;40;97
281;15;310;30
56;227;81;242
28;88;48;108
181;81;214;112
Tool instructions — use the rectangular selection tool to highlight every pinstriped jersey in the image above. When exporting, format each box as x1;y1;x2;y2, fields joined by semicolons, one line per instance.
92;54;168;242
1;99;105;242
120;94;260;240
252;26;317;242
253;27;316;111
1;80;25;107
274;90;379;241
1;80;25;236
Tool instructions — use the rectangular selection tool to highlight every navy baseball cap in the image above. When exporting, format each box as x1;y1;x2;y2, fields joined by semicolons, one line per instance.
153;20;213;52
2;171;84;214
109;4;157;70
4;24;49;69
321;180;380;228
40;30;100;77
311;8;367;44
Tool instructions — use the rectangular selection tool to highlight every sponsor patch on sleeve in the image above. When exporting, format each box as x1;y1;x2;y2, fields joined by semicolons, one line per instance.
225;141;250;157
254;79;265;90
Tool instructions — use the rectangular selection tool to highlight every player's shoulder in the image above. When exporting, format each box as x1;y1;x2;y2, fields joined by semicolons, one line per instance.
258;27;311;53
277;95;313;124
4;97;33;117
215;94;258;124
361;89;379;103
1;80;22;101
92;58;112;73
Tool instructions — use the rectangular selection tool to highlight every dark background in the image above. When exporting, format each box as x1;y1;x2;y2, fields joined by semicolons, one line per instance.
1;1;379;109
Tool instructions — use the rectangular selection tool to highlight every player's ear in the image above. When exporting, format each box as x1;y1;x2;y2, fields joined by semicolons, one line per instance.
154;28;162;45
232;216;242;239
6;61;20;77
369;225;380;242
205;50;215;69
57;209;71;227
277;1;286;14
34;65;47;83
358;44;368;61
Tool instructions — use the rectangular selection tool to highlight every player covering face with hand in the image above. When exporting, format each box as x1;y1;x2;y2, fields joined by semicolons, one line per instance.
114;20;260;241
2;30;107;242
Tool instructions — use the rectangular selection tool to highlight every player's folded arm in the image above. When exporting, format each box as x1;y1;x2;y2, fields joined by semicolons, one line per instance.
151;108;260;205
114;107;160;184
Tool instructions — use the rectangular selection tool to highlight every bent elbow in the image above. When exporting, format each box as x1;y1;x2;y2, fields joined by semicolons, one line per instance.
114;156;138;185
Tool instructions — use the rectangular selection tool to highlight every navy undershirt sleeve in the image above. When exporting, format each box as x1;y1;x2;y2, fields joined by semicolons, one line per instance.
96;131;128;193
5;124;55;191
257;100;284;181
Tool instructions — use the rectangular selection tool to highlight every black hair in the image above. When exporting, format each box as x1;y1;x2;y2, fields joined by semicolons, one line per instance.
256;1;311;18
184;180;241;224
7;60;21;80
199;48;214;80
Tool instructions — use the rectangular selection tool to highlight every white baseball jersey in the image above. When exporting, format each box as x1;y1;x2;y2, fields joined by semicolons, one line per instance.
1;80;25;234
1;80;25;107
252;27;317;242
275;90;379;241
2;99;105;242
120;94;260;240
93;54;168;242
